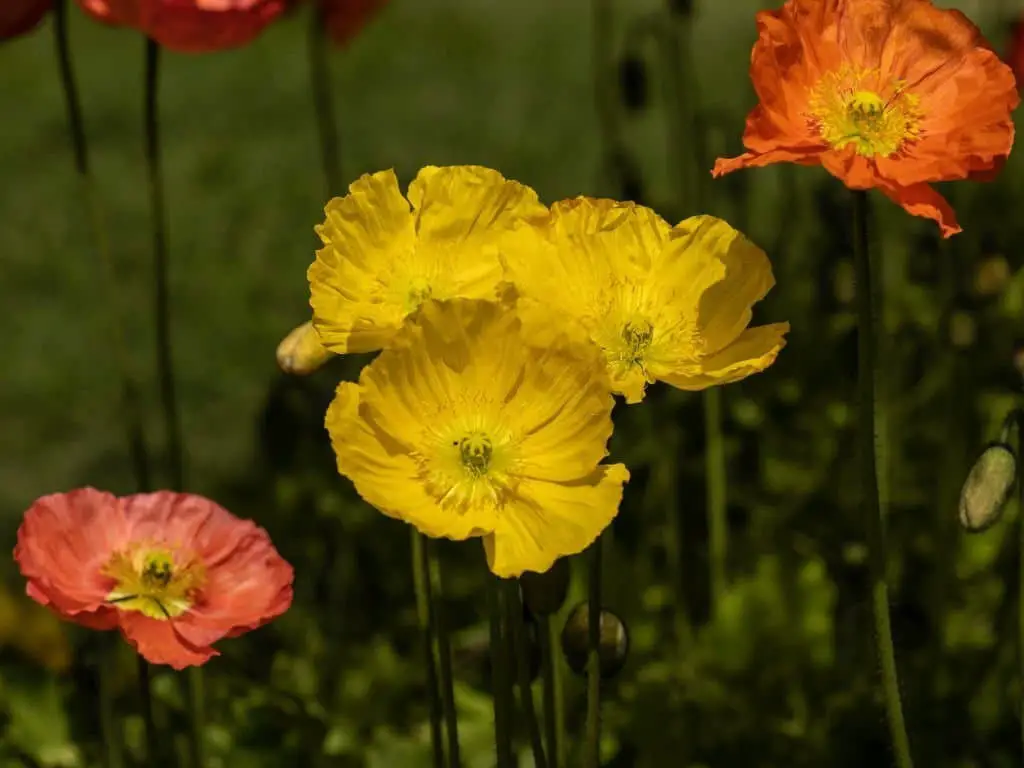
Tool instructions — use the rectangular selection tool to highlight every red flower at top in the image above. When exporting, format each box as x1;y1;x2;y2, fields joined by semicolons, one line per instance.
76;0;287;53
712;0;1019;238
320;0;387;47
15;488;294;669
1;0;50;41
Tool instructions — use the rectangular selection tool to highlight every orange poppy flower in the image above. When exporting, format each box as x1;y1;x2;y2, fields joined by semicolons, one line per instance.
76;0;287;53
0;0;50;41
319;0;387;46
14;488;294;669
712;0;1019;238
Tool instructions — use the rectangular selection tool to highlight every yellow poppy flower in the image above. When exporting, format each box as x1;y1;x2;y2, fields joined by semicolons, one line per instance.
325;295;629;577
308;165;545;355
500;198;789;403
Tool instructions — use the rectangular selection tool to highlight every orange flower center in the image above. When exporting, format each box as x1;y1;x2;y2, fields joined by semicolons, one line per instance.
102;545;205;620
807;66;922;157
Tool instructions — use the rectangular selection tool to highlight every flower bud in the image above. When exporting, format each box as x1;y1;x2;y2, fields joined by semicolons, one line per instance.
959;442;1016;532
276;321;332;375
519;557;570;616
560;602;629;679
619;54;648;111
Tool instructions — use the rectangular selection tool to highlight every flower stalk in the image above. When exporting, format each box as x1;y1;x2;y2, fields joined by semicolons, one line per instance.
427;540;461;767
852;190;913;768
308;1;341;196
489;575;514;768
538;615;562;768
507;581;547;768
584;537;602;768
411;531;445;768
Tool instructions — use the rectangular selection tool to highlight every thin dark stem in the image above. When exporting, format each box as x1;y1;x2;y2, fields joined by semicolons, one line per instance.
54;0;151;494
852;190;914;768
538;615;559;768
187;667;205;768
98;638;124;768
412;531;445;768
508;582;548;768
584;538;602;768
137;657;158;763
308;2;341;196
428;540;461;767
144;38;184;492
1018;421;1024;760
489;576;514;768
591;0;618;190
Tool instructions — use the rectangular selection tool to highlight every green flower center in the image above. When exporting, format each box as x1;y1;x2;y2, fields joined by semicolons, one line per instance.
458;433;493;477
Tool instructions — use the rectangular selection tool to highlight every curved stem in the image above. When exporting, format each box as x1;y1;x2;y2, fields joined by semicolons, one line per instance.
412;531;445;768
508;582;547;768
704;387;727;617
144;38;184;492
308;2;342;196
852;190;914;768
428;540;461;767
584;537;602;768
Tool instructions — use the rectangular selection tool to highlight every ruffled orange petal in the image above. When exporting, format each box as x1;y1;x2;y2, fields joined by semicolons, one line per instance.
118;612;215;669
877;180;961;238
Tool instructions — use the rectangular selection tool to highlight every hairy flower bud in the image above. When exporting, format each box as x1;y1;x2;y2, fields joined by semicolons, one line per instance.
959;442;1016;532
276;321;332;375
519;557;570;616
560;602;629;679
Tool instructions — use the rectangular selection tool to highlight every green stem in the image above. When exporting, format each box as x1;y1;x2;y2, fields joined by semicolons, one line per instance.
137;657;158;764
852;190;914;768
428;540;461;767
187;667;205;768
538;615;560;768
704;387;727;617
308;2;342;196
591;0;618;190
1015;414;1024;758
412;531;445;768
584;537;602;768
488;576;514;768
98;638;124;768
53;0;151;494
507;582;547;768
144;38;184;492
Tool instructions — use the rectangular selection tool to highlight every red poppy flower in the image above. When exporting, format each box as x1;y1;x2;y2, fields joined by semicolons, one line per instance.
712;0;1019;238
76;0;287;53
1;0;50;41
14;488;294;669
319;0;387;47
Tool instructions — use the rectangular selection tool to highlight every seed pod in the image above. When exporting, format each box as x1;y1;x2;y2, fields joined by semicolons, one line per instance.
560;602;629;679
519;558;570;616
276;321;332;375
619;54;648;111
959;442;1017;532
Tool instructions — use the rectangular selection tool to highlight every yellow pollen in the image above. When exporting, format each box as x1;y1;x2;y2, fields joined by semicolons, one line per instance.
458;433;493;477
103;545;205;620
807;67;922;157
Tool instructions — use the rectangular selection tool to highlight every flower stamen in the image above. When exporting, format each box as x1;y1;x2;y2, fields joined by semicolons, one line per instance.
103;545;205;621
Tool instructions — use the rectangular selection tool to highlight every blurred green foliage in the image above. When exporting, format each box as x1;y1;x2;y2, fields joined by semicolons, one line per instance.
4;0;1024;765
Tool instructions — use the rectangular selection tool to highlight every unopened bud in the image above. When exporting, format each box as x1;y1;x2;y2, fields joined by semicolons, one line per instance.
561;602;629;679
959;442;1016;532
276;321;332;375
519;558;570;617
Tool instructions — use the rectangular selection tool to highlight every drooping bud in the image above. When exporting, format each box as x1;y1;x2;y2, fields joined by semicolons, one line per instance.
959;442;1017;532
618;54;648;111
276;321;332;375
560;602;629;679
519;557;570;617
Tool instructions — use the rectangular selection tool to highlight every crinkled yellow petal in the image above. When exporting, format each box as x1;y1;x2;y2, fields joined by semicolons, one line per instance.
275;321;333;375
657;322;790;391
326;381;497;540
657;215;776;356
483;464;630;578
308;169;415;354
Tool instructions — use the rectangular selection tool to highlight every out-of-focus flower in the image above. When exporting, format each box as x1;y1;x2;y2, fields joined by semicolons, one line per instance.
0;582;71;672
500;198;788;404
1;0;50;41
1008;18;1024;92
276;320;333;375
76;0;287;53
15;488;294;669
712;0;1018;238
308;166;545;355
325;296;629;578
318;0;387;47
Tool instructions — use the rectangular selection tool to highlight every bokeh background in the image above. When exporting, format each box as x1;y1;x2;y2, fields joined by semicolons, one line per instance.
4;0;1024;765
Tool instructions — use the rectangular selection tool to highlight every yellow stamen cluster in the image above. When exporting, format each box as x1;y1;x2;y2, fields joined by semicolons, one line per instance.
807;66;922;157
103;545;205;620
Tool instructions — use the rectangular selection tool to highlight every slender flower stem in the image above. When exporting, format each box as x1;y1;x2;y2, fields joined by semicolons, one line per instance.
53;0;151;494
1017;422;1024;760
427;540;461;767
412;531;445;768
584;537;602;768
143;39;184;492
591;0;618;189
308;2;342;196
98;639;124;768
705;387;727;616
488;575;514;768
507;582;547;768
137;657;158;764
851;190;914;768
538;615;560;768
187;667;205;768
